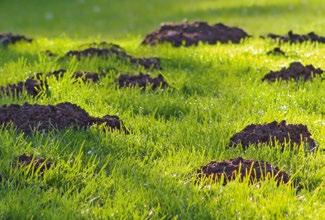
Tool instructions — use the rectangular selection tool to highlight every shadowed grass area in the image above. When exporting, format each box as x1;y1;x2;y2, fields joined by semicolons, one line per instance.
0;0;325;38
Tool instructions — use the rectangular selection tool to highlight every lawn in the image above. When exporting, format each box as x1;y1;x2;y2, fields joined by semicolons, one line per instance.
0;0;324;219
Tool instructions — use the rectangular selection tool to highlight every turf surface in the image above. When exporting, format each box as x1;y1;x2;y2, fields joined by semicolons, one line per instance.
0;0;324;219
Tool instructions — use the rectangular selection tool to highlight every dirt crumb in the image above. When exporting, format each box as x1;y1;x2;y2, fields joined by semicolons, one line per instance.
142;21;249;47
15;154;52;174
197;157;289;185
266;47;286;56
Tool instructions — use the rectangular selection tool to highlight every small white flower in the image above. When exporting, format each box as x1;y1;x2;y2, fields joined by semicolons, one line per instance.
279;105;288;111
257;110;264;116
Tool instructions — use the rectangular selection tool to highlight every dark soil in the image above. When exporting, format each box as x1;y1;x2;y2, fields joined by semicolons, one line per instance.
118;73;168;90
0;102;127;134
72;71;105;83
229;120;316;152
0;69;105;97
267;47;286;56
266;31;325;43
0;79;47;97
197;157;289;185
142;21;249;47
44;50;58;57
65;43;161;69
0;33;32;46
15;154;52;174
0;69;65;98
33;69;103;83
262;62;323;82
32;69;67;81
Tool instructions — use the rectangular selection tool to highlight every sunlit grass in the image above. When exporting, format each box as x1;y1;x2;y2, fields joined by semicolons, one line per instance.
0;0;324;219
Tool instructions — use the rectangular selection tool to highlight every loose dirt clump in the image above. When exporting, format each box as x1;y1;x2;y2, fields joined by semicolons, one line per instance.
197;157;289;185
118;73;168;90
229;120;316;152
43;50;58;57
0;102;127;134
0;69;105;97
266;31;325;43
0;33;32;46
262;62;323;82
72;71;104;83
0;79;47;97
266;47;286;56
15;154;52;174
33;69;104;83
65;43;161;69
0;69;66;98
142;21;249;47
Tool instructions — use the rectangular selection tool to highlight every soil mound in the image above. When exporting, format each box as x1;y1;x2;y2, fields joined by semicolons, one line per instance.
267;47;286;56
118;73;168;90
0;33;32;46
0;102;126;134
15;154;52;174
65;43;161;69
0;79;46;97
142;21;249;47
0;69;63;98
33;69;103;83
229;120;316;152
262;62;323;82
72;71;104;83
197;157;289;185
266;31;325;43
0;69;105;97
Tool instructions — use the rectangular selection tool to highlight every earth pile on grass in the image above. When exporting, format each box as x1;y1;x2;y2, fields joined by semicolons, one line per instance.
197;157;289;185
262;62;323;82
0;33;32;46
0;79;46;97
142;21;249;47
65;43;161;69
0;69;105;97
0;102;126;134
266;31;325;43
229;120;316;152
118;73;168;90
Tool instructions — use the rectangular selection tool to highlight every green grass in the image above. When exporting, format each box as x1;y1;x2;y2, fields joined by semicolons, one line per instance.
0;0;324;219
